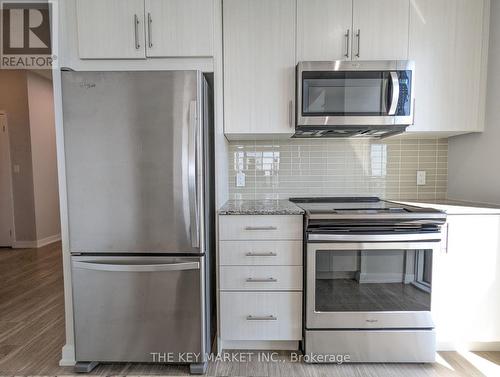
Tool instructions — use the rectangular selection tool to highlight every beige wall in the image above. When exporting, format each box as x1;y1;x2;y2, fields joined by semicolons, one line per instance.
0;70;60;244
0;71;37;241
448;0;500;205
27;72;60;240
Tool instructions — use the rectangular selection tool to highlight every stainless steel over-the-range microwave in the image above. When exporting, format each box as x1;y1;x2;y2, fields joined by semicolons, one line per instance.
295;60;415;138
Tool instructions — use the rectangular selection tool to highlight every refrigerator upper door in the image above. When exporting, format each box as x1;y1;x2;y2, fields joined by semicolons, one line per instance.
62;71;203;254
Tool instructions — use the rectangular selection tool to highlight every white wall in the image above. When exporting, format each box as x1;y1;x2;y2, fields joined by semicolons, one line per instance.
27;72;61;241
448;0;500;204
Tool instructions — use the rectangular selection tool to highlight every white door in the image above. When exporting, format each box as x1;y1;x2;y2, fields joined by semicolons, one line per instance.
297;0;352;61
223;0;296;138
0;114;14;247
145;0;214;57
407;0;486;134
76;0;146;59
352;0;410;60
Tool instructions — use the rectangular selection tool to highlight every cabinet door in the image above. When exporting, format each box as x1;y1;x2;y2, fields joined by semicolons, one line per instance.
352;0;409;60
223;0;296;138
145;0;214;57
432;215;500;346
76;0;146;59
297;0;352;61
408;0;486;134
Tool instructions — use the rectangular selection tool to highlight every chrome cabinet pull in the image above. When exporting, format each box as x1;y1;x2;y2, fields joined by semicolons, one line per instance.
244;226;277;231
246;277;277;282
134;14;140;49
344;29;350;58
355;29;361;58
246;315;277;321
245;252;277;257
147;12;153;48
288;100;293;128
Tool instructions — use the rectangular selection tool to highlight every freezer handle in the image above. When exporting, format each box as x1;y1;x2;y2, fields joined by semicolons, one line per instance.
73;260;200;272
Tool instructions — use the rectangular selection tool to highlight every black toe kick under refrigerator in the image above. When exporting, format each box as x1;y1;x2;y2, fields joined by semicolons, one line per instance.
61;71;215;374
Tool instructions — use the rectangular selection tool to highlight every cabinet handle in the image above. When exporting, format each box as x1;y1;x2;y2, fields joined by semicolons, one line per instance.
147;12;153;48
134;14;140;49
445;222;449;254
244;226;277;231
355;29;361;58
246;277;277;282
246;252;277;257
288;100;293;128
344;29;350;58
246;315;277;321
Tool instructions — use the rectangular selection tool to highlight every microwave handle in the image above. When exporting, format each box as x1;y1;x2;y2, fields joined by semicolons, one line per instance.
388;72;400;115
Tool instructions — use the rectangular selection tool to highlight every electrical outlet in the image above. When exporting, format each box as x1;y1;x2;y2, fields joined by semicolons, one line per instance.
13;164;20;174
417;170;426;186
236;172;245;187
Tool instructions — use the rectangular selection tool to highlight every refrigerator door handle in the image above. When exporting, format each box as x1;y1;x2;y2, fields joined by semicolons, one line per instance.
188;100;200;248
73;260;200;272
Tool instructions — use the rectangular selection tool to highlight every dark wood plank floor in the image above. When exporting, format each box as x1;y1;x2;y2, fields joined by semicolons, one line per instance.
1;243;499;376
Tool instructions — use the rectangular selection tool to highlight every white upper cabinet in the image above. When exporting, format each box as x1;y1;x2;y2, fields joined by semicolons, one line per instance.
223;0;296;139
297;0;409;62
408;0;487;134
75;0;214;60
352;0;410;60
297;0;352;61
144;0;214;57
76;0;146;59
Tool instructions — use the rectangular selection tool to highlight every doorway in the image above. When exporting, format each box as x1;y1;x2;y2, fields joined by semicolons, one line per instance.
0;112;15;247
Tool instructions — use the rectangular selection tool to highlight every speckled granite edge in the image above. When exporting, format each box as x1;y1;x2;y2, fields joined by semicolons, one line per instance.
218;199;304;215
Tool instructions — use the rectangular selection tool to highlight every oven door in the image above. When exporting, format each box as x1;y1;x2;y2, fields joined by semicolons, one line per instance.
306;238;439;330
297;61;414;127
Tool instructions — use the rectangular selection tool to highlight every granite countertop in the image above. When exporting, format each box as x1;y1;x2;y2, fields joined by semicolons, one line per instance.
219;199;305;215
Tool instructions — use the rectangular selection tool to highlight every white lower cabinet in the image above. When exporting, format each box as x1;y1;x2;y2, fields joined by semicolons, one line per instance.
220;292;302;341
218;215;303;346
433;213;500;348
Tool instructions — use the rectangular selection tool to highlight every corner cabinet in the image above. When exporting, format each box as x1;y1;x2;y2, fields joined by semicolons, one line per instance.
75;0;214;59
223;0;296;140
407;0;488;135
297;0;409;61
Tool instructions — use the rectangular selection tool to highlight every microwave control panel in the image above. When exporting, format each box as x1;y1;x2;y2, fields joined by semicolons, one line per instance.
396;71;412;116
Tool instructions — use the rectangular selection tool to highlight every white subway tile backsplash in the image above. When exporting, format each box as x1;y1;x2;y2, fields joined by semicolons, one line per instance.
228;137;448;201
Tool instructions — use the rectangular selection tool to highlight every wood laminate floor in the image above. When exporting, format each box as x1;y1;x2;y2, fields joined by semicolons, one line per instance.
1;243;500;376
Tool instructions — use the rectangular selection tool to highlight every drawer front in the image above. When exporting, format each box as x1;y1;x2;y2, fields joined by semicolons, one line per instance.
220;266;302;291
220;241;302;266
220;292;302;341
219;215;303;240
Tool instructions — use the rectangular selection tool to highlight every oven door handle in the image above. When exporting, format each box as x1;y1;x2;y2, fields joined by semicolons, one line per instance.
308;233;441;242
388;71;400;115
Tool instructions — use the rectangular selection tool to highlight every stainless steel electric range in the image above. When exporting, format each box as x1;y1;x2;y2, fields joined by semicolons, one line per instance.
289;197;447;363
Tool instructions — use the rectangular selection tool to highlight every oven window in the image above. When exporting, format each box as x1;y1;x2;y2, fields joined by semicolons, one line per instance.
314;250;431;312
302;71;391;116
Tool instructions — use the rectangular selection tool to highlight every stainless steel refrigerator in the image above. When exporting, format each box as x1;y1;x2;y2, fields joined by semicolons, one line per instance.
61;71;215;374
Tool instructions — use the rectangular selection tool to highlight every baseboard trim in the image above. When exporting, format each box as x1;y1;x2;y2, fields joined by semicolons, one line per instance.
13;234;61;249
59;344;76;366
220;340;299;351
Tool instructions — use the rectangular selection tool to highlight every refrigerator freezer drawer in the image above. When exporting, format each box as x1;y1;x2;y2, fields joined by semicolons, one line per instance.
72;256;204;363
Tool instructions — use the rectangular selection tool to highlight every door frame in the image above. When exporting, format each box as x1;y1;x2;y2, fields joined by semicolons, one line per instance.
0;111;16;247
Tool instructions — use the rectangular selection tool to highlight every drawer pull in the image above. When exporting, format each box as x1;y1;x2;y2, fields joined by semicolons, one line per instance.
244;226;277;231
246;315;277;321
245;252;277;257
246;277;277;283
